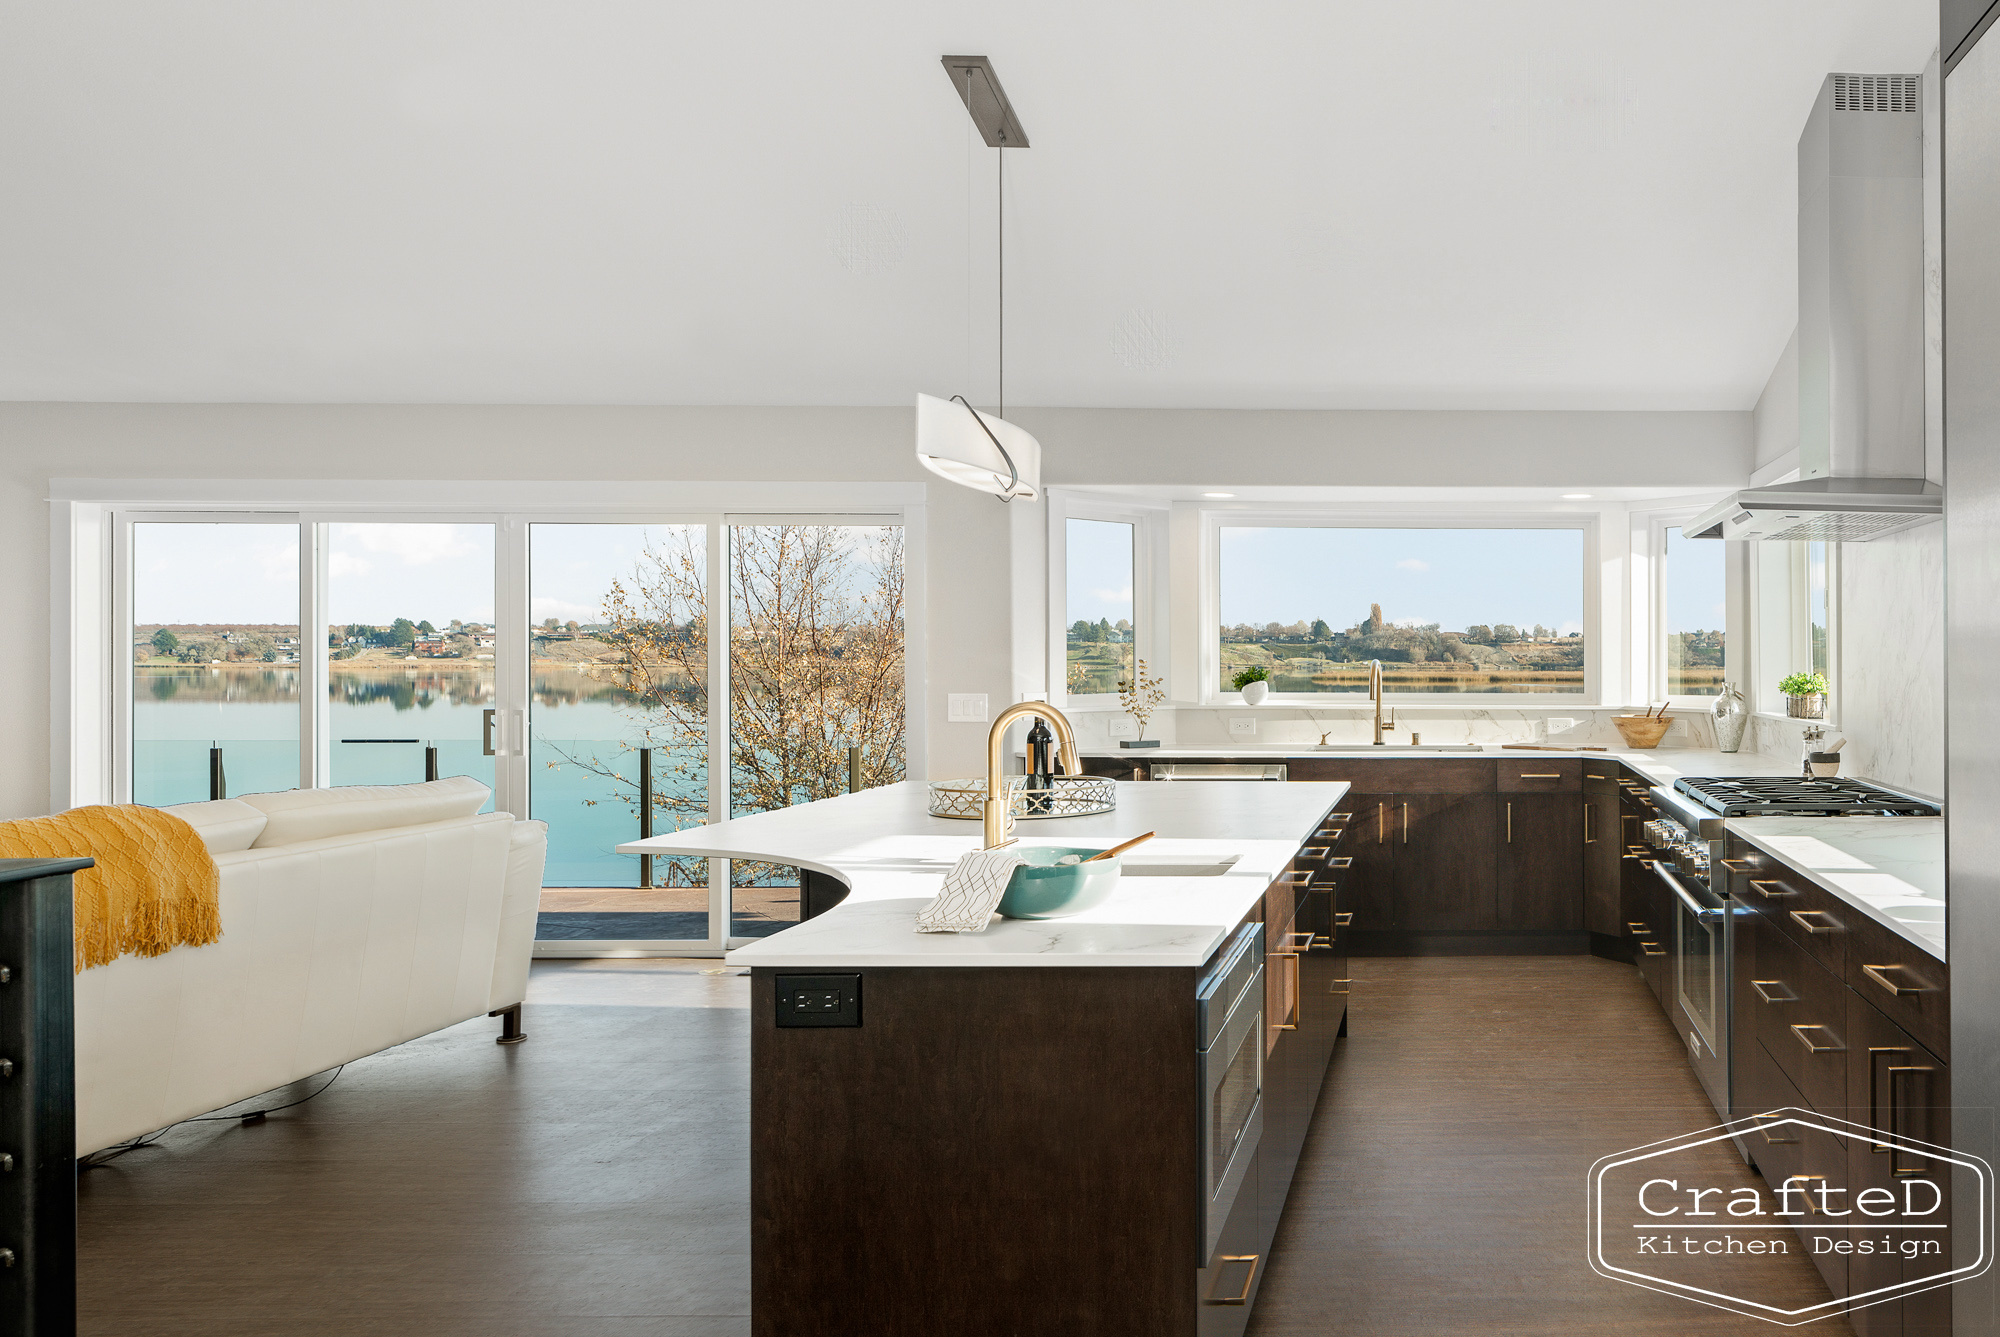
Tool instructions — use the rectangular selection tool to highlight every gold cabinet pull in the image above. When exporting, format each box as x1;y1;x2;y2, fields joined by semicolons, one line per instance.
1204;1254;1260;1305
1506;802;1513;842
1783;1175;1825;1215
1334;912;1354;927
1311;935;1332;949
1269;953;1301;1029
1789;909;1840;935
1790;1023;1844;1054
1720;858;1759;873
1640;942;1667;957
1753;1113;1800;1145
1301;846;1330;859
1401;802;1408;843
1750;880;1795;899
1328;857;1354;869
1283;870;1313;886
1750;979;1796;1004
1887;1064;1937;1177
1282;931;1316;952
1626;921;1650;935
1331;978;1352;995
1584;802;1592;844
1376;802;1385;845
1515;772;1563;779
1862;963;1926;996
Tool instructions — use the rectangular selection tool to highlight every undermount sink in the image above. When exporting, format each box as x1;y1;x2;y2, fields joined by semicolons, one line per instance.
1122;854;1243;878
1312;744;1486;752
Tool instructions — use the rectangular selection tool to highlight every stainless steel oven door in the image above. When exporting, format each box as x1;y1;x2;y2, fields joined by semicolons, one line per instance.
1659;860;1729;1115
1199;960;1264;1260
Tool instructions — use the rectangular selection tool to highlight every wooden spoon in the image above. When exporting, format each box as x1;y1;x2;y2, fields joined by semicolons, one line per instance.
1085;831;1156;862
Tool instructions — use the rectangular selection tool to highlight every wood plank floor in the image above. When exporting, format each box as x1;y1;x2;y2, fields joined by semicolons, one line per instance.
1247;955;1851;1335
77;955;1850;1336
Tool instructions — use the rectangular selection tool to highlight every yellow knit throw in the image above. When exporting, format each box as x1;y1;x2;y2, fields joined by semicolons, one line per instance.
0;806;222;972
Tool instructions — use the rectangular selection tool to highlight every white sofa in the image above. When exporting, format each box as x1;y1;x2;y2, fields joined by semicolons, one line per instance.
73;776;546;1156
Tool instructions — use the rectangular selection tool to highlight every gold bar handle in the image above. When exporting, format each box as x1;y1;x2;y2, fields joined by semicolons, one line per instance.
1270;953;1300;1029
1584;802;1592;844
1283;870;1313;886
1334;912;1354;927
1783;1175;1824;1215
1862;963;1925;996
1282;931;1316;951
1887;1065;1937;1177
1301;846;1330;859
1514;772;1563;779
1750;880;1795;899
1753;1113;1800;1145
1376;802;1385;845
1328;857;1354;869
1750;979;1796;1004
1626;921;1650;934
1205;1254;1260;1305
1791;1023;1845;1054
1789;909;1841;935
1640;942;1667;957
1720;858;1759;873
1506;802;1513;842
1401;801;1408;843
1330;978;1352;995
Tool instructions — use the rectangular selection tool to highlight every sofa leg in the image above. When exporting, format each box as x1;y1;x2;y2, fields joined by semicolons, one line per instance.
489;1002;527;1045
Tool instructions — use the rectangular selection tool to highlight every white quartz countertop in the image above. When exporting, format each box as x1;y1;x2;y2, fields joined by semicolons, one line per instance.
617;779;1348;968
1081;745;1810;787
1725;817;1945;961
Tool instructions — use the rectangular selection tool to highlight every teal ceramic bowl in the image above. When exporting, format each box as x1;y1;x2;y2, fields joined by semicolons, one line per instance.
996;846;1124;920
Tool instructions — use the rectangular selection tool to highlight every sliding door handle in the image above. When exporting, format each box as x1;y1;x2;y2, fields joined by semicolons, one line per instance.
482;709;497;757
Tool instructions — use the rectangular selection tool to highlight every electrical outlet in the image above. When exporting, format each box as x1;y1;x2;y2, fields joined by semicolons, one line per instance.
1547;717;1578;733
775;974;862;1028
1106;716;1137;738
947;693;989;723
1229;717;1257;738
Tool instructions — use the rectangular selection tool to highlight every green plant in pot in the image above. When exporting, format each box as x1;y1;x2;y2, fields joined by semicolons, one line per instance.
1779;671;1829;720
1232;664;1271;706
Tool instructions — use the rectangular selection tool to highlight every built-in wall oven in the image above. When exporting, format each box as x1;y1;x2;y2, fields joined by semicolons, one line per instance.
1652;857;1728;1108
1197;922;1264;1260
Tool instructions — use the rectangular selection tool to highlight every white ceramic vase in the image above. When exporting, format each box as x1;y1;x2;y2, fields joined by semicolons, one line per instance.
1241;680;1269;706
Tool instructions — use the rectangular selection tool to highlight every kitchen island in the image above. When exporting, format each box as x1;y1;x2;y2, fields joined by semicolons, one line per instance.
622;778;1350;1337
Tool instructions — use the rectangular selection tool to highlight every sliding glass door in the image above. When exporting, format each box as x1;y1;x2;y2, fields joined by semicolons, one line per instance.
130;520;302;804
114;504;911;956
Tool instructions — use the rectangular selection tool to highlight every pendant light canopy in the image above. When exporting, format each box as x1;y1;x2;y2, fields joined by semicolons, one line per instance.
916;393;1040;501
918;56;1042;503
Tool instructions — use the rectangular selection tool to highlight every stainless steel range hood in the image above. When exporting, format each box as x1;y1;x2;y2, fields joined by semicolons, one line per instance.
1690;74;1940;542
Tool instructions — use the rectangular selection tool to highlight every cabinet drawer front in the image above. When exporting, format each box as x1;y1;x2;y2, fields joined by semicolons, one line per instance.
1843;913;1949;1061
1286;758;1494;792
1751;927;1850;1115
1724;845;1848;976
1498;758;1581;792
1751;1046;1853;1300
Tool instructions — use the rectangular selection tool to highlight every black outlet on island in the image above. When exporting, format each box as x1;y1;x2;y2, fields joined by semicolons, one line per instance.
775;973;862;1027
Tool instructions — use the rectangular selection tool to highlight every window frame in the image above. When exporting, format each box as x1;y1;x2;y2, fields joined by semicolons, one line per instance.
1048;491;1169;710
1645;512;1733;708
1748;537;1840;722
1197;508;1602;707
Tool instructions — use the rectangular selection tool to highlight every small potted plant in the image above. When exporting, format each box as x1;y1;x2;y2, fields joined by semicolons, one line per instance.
1118;659;1167;748
1232;664;1271;706
1779;671;1829;719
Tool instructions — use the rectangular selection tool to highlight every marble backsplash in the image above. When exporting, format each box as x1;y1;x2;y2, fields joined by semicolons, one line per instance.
1062;705;1724;752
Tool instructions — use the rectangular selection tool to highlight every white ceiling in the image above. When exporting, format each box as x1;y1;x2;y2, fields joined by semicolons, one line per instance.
0;2;1936;408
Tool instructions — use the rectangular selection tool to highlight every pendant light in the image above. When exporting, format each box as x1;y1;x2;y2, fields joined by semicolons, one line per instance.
918;57;1041;503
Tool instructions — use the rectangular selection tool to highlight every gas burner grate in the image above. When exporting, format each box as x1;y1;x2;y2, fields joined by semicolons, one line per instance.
1671;776;1939;819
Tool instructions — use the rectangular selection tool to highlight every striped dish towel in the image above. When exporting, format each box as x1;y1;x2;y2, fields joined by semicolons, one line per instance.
914;848;1027;933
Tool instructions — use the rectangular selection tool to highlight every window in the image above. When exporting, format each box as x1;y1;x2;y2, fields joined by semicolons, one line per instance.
1659;525;1726;698
1065;518;1136;695
1213;524;1588;697
1751;539;1835;715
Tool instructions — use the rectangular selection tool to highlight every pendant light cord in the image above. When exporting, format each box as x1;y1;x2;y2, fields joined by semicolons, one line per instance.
997;142;1004;420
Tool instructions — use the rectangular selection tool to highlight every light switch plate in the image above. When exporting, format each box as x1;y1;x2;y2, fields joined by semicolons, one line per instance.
948;694;989;723
1229;717;1257;738
1106;716;1137;738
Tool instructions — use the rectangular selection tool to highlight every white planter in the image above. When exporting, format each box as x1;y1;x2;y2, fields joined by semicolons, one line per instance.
1241;681;1269;706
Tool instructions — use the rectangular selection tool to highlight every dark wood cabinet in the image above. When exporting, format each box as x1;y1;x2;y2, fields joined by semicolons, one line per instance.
1581;769;1623;939
1398;792;1498;929
1337;792;1398;931
1496;791;1582;930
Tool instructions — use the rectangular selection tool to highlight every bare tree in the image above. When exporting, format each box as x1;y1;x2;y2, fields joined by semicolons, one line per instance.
557;525;906;886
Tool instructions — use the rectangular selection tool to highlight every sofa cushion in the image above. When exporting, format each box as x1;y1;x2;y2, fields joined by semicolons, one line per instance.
159;799;269;854
241;776;490;848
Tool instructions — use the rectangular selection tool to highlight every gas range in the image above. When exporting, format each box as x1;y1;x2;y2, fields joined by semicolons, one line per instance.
1671;775;1941;819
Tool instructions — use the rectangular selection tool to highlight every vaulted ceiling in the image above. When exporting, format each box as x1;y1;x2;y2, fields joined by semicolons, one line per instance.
0;2;1936;407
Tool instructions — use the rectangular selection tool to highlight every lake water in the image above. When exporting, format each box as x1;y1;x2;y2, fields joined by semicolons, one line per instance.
135;664;710;887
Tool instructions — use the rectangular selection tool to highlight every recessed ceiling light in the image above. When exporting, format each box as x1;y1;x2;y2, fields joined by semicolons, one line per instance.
1203;492;1236;499
1561;493;1593;500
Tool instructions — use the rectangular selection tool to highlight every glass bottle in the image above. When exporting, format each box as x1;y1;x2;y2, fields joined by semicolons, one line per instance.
1026;717;1054;814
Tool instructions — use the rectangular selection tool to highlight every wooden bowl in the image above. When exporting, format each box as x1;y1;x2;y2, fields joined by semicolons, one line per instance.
1613;715;1673;749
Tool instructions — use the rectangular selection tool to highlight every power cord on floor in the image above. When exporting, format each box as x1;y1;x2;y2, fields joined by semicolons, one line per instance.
78;1066;347;1171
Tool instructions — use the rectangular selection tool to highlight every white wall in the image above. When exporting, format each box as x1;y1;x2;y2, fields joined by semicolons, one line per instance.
1752;330;1800;474
3;401;1752;819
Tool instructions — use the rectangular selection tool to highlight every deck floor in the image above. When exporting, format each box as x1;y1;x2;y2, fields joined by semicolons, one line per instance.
76;956;1849;1336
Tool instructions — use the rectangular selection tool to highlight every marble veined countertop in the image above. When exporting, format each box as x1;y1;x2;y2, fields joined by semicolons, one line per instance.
1725;817;1945;961
617;779;1347;968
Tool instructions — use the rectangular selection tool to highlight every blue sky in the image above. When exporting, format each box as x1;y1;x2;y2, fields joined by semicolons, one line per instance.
1218;526;1586;634
1663;525;1727;635
1067;519;1135;623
